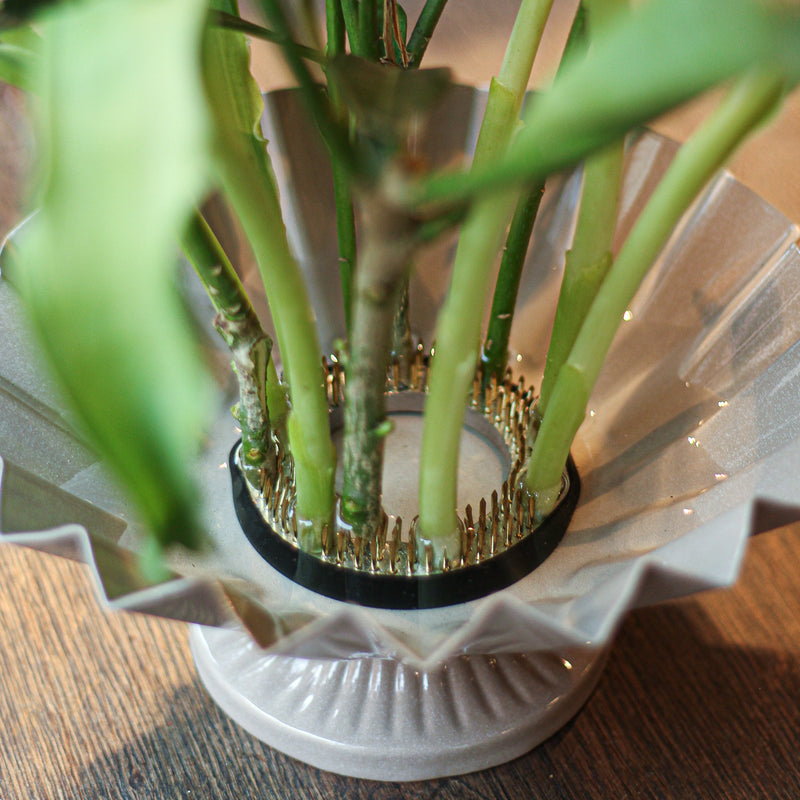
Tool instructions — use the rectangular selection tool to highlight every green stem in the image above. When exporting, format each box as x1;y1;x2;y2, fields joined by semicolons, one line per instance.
204;12;336;542
325;0;356;338
407;0;449;67
537;0;628;419
481;181;545;388
181;210;277;484
341;191;418;539
220;143;336;537
325;0;345;55
252;0;360;178
359;0;380;60
210;10;325;63
340;0;362;54
526;68;785;511
537;138;624;418
332;159;357;336
418;0;555;560
391;275;414;382
481;1;591;391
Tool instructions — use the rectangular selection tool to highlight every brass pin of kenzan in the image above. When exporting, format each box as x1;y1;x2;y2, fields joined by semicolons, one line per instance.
490;490;499;556
370;534;379;573
515;488;525;540
353;534;364;570
464;504;475;565
388;517;401;573
280;494;290;532
390;357;401;392
321;522;332;558
408;517;418;575
476;497;487;562
471;371;481;409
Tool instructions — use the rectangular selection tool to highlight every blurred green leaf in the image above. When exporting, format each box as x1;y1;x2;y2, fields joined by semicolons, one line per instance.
0;24;40;89
16;0;215;549
516;0;800;167
328;53;451;141
419;0;800;204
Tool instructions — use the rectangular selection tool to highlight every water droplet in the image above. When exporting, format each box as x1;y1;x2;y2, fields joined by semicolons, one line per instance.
683;508;694;516
714;473;728;482
622;310;633;321
589;409;596;418
515;353;523;362
717;399;729;408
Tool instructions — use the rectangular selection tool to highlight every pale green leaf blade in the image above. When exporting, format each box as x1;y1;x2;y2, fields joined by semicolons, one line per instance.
418;0;800;204
0;25;40;90
16;0;215;549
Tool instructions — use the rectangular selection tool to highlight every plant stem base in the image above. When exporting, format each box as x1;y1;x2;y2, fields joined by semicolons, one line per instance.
189;623;608;781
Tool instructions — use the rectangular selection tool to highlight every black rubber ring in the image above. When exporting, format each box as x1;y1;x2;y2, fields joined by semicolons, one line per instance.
230;442;580;610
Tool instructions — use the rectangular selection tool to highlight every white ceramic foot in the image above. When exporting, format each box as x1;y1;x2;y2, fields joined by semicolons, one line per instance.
189;624;608;781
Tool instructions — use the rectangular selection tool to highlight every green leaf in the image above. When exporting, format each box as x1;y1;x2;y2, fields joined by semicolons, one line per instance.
0;24;40;90
516;0;800;167
417;0;800;205
16;0;215;549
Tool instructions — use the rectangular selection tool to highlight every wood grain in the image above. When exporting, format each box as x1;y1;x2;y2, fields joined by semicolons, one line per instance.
1;526;799;799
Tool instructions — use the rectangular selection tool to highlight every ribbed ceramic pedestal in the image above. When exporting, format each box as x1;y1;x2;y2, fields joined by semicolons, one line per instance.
190;624;607;781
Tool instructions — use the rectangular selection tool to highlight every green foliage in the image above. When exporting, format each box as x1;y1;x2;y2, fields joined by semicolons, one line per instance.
417;0;800;206
0;25;39;90
16;0;215;549
8;0;800;568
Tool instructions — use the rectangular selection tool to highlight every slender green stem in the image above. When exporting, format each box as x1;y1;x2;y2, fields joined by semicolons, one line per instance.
358;0;380;60
210;10;325;62
325;0;356;337
218;139;336;536
537;138;624;417
332;160;357;336
481;1;591;391
181;210;277;484
340;0;362;54
526;68;786;512
388;0;410;67
407;0;449;67
204;10;336;541
252;0;360;178
418;0;555;559
325;0;345;55
481;181;545;388
536;0;626;418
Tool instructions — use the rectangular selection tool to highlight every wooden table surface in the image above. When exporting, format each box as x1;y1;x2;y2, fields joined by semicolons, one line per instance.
3;7;800;796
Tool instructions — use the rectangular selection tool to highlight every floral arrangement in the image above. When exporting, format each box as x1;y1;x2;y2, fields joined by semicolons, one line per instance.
1;0;798;584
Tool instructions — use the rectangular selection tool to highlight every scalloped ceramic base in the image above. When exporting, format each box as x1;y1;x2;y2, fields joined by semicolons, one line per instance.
189;624;608;781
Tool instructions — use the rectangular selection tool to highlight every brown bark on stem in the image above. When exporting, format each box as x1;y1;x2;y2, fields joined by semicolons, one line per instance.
341;189;418;539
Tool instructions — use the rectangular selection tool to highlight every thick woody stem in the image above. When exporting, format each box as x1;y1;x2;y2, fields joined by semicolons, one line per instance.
182;211;277;486
341;188;418;539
